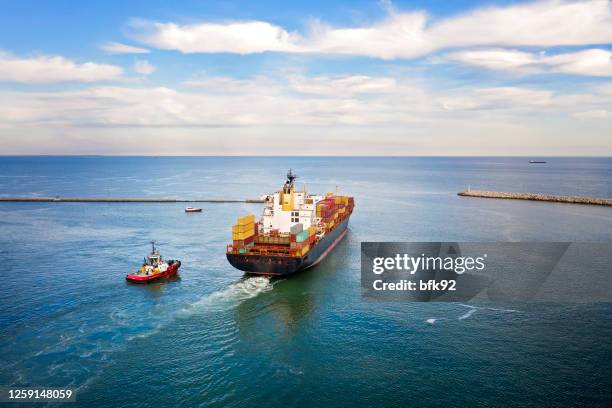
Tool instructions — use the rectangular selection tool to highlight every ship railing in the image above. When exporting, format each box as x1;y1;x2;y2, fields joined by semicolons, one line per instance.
227;245;298;257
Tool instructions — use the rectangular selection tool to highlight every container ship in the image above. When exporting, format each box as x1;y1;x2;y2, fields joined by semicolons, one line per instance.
226;170;354;276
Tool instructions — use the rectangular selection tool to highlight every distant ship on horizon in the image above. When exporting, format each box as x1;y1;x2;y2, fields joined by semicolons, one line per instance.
529;160;547;164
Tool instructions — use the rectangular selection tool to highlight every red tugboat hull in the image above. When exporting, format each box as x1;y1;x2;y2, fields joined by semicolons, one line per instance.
126;261;181;283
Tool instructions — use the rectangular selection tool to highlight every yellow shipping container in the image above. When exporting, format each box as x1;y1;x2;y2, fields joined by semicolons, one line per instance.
232;223;253;233
334;196;342;204
301;245;310;256
308;226;316;236
338;207;346;213
232;233;253;241
232;227;255;240
342;196;349;204
237;214;255;226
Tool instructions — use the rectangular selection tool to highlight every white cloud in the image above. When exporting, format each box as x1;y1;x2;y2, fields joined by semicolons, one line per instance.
0;74;428;130
546;49;612;76
182;75;282;95
137;21;301;54
444;49;540;73
0;53;123;83
438;87;555;111
133;60;156;75
446;48;612;76
573;109;612;118
181;74;398;98
427;0;612;49
2;76;611;154
1;75;610;128
288;75;397;96
101;42;150;54
133;0;612;59
303;12;430;59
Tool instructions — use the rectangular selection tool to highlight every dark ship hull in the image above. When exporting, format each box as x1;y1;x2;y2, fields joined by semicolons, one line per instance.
227;218;349;276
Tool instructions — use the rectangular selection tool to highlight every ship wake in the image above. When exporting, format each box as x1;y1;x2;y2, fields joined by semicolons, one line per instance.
426;304;519;324
182;276;275;315
207;277;274;304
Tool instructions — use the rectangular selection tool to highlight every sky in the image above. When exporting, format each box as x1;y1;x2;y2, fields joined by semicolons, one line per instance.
0;0;611;155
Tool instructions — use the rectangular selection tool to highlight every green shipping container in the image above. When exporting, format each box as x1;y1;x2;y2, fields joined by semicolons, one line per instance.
296;230;309;243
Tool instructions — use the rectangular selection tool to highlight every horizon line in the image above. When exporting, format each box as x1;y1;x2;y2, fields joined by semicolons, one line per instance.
1;155;611;158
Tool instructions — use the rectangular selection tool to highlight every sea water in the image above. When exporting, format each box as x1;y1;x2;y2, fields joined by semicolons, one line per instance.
0;157;610;407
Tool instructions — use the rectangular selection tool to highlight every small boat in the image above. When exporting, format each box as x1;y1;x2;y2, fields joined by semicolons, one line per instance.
529;160;547;164
185;207;202;213
126;242;181;283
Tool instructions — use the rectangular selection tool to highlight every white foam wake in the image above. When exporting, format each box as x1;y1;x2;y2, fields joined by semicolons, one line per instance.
207;277;273;303
458;303;478;309
487;307;519;313
182;277;274;315
458;308;477;320
427;304;520;325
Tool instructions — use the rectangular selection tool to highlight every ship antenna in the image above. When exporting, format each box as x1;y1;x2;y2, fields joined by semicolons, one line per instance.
286;169;297;186
151;241;155;253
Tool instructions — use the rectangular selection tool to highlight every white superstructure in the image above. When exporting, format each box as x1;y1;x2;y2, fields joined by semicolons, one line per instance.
137;242;169;275
260;170;323;234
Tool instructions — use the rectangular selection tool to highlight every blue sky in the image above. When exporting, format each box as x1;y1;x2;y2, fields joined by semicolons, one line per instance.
0;0;611;155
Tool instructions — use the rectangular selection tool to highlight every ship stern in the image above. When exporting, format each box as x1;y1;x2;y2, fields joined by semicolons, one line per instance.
226;253;305;276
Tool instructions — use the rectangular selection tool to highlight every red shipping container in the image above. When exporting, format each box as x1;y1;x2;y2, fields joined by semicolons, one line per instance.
291;242;306;250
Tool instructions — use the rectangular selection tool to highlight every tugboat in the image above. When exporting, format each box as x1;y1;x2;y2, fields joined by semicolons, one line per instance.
126;242;181;283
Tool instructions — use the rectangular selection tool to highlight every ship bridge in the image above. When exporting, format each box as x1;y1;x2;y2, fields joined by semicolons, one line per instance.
261;170;323;234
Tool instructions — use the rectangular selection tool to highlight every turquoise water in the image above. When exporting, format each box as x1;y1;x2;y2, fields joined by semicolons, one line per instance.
0;157;611;407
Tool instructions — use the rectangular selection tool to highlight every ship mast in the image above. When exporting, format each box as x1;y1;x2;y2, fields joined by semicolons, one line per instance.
287;169;297;186
284;169;297;193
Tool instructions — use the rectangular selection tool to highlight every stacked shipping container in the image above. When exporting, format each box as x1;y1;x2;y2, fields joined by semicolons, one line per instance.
232;214;256;253
229;195;354;257
316;195;354;232
288;223;317;255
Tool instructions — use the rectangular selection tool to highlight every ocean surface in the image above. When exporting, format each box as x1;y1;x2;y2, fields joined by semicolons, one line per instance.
0;157;610;407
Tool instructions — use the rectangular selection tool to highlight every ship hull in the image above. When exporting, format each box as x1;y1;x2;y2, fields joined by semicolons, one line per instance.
227;217;350;276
